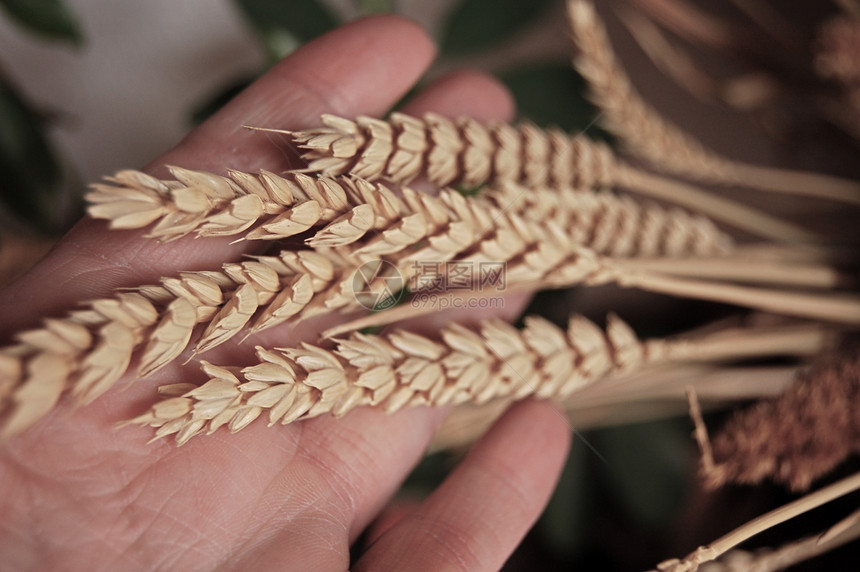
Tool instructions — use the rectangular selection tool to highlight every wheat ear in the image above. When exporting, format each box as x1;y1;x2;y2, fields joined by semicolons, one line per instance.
87;168;403;246
568;0;860;205
0;250;346;434
88;166;735;261
433;321;829;452
134;317;834;445
286;113;815;242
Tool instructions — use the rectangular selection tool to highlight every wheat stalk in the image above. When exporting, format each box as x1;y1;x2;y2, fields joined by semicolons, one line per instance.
568;0;860;205
326;237;860;338
131;315;830;445
694;514;860;571
87;167;403;246
285;113;815;242
655;470;860;571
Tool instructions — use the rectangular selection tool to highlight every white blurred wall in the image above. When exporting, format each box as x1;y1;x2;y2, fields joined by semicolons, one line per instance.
0;0;264;183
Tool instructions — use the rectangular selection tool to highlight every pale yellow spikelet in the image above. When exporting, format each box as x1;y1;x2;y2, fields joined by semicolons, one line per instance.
248;274;315;333
74;321;137;402
138;298;197;378
2;353;72;436
194;283;259;355
306;204;375;247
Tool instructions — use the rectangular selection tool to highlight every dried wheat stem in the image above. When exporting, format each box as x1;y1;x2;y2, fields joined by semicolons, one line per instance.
605;268;860;325
288;113;812;242
87;167;404;246
325;236;848;337
569;0;860;205
695;515;860;571
618;256;847;289
655;470;860;571
432;362;800;452
134;317;831;444
613;166;817;243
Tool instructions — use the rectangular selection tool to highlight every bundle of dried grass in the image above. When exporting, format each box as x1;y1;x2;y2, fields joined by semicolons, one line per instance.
3;173;749;435
131;314;829;445
568;0;860;205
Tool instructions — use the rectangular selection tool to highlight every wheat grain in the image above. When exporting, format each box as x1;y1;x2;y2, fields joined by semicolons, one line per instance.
568;0;860;205
287;113;814;242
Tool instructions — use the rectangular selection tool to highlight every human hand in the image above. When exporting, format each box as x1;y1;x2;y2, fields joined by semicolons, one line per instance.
0;15;570;571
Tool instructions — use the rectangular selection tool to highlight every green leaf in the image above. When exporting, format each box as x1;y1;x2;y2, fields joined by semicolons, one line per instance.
190;74;257;126
538;437;595;558
592;417;691;526
497;61;608;138
234;0;339;61
0;73;64;232
356;0;394;15
440;0;555;56
0;0;83;44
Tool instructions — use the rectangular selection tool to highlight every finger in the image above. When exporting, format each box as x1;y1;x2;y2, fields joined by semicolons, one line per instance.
362;498;422;547
0;15;436;337
398;69;515;121
156;15;440;176
353;399;571;572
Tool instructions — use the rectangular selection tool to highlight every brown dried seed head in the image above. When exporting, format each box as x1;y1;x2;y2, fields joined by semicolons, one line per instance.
707;351;860;492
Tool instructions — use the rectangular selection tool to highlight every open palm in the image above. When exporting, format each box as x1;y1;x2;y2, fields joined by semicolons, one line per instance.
0;16;569;571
